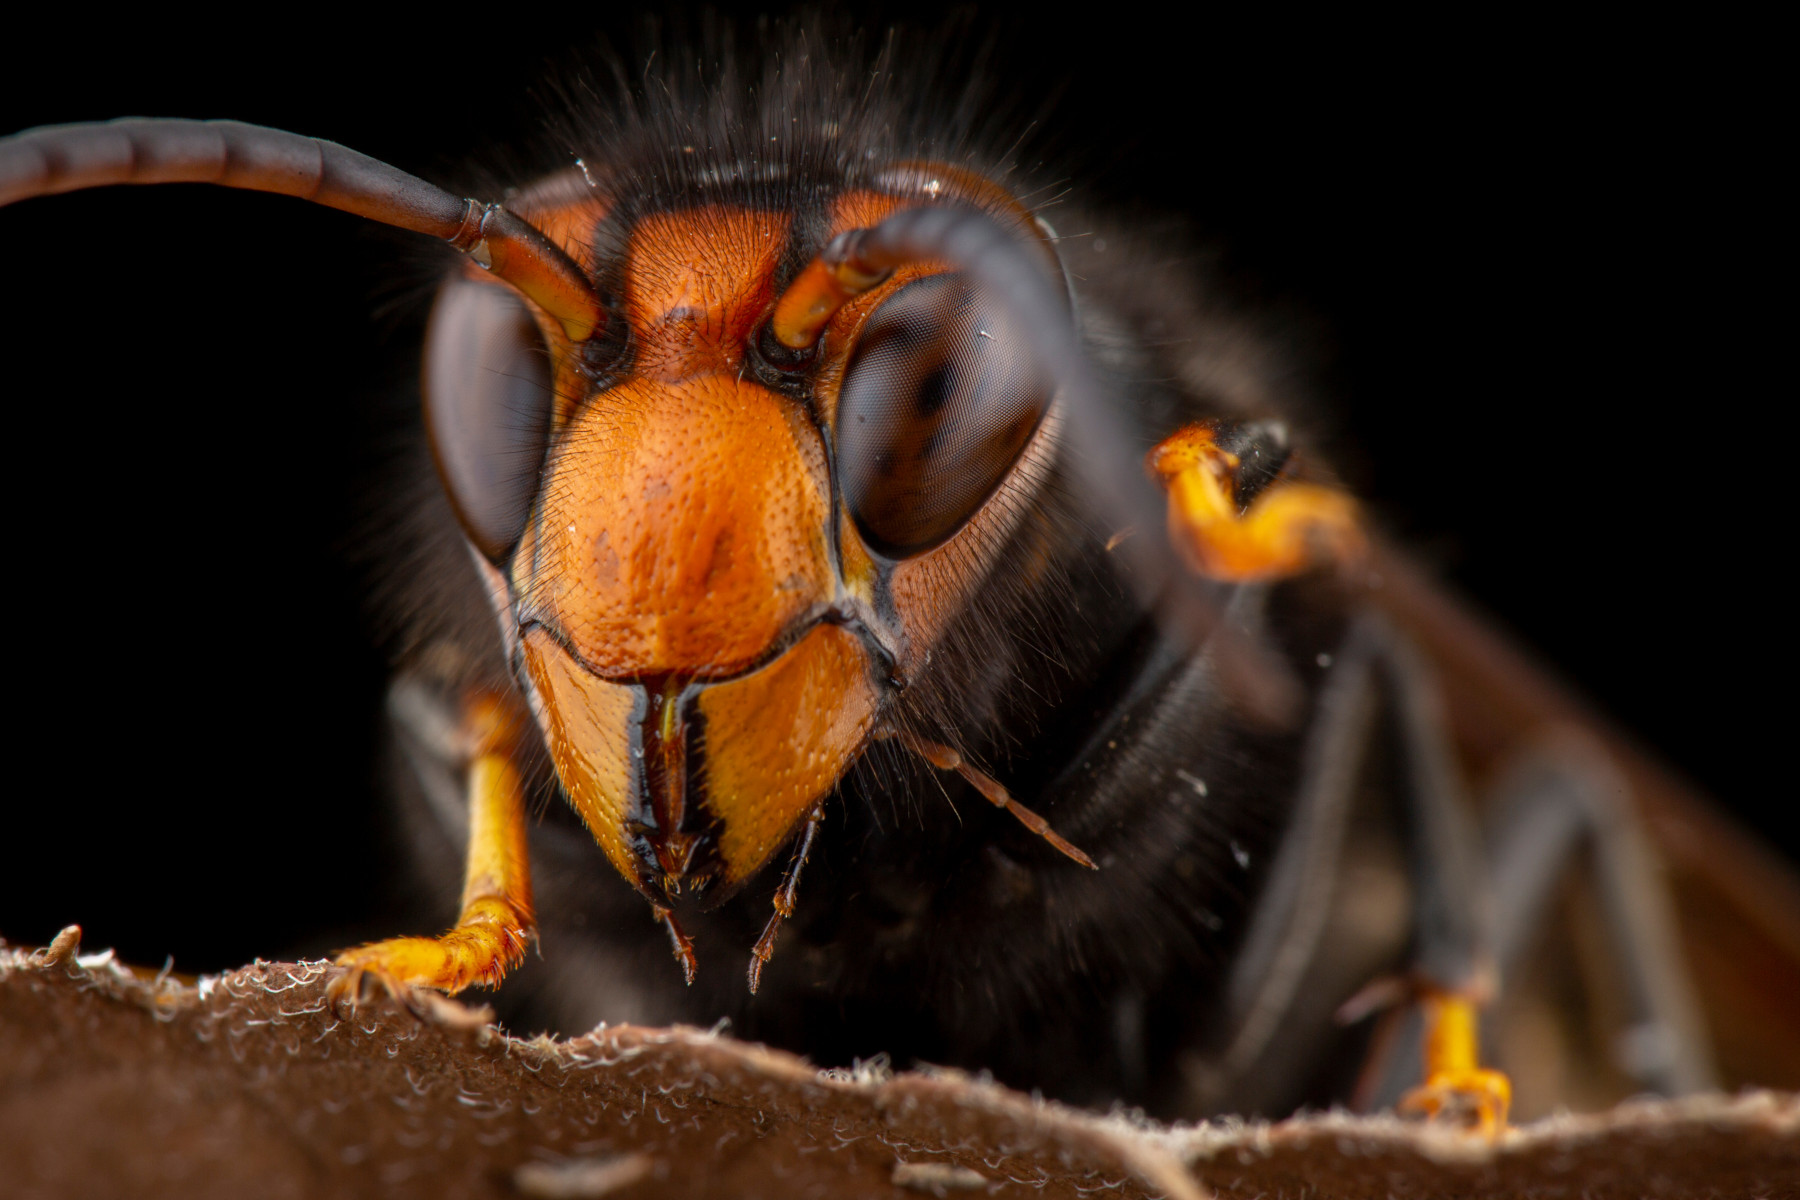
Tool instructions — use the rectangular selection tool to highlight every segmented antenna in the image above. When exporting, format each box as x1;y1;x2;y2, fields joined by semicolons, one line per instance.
768;227;900;350
770;164;1056;351
0;119;602;342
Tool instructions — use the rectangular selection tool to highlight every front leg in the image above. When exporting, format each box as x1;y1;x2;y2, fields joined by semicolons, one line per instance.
1149;419;1363;582
332;690;535;999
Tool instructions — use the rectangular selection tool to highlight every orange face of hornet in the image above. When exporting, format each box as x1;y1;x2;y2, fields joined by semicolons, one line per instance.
457;173;1053;912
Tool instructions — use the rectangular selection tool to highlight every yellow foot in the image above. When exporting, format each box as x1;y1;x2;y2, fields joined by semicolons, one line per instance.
1399;1066;1513;1139
1397;987;1511;1138
1148;422;1363;582
327;899;530;1006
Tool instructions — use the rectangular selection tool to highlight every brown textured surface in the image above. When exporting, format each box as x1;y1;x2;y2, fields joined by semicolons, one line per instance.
2;935;1796;1200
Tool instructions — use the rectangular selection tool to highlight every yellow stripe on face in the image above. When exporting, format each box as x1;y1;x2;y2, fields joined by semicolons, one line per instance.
524;620;881;899
522;628;643;889
695;623;879;889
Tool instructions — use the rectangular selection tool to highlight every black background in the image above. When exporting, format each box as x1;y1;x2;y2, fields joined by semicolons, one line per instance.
1;11;1786;974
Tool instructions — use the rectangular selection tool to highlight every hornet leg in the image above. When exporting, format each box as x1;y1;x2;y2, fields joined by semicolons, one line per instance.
331;690;535;1001
895;730;1096;869
1360;733;1718;1115
747;808;822;994
1210;615;1511;1133
1148;419;1364;582
1372;628;1511;1135
1484;737;1716;1094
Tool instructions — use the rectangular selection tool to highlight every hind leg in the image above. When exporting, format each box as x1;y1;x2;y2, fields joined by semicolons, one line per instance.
1484;737;1716;1094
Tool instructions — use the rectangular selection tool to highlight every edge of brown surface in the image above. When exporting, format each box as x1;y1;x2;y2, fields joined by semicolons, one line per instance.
2;937;1795;1200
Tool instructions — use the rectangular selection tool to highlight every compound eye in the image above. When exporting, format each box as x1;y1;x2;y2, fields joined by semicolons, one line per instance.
423;279;555;564
836;273;1051;558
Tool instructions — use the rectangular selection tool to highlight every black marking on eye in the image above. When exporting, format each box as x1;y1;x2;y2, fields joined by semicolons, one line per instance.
913;365;952;417
835;273;1051;559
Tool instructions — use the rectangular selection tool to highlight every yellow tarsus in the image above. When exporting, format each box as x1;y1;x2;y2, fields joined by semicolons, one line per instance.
1398;990;1513;1139
330;692;536;1002
1149;423;1364;582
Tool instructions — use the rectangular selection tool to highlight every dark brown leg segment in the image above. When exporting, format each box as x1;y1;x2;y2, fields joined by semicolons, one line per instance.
748;809;823;994
652;902;698;986
896;731;1096;869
